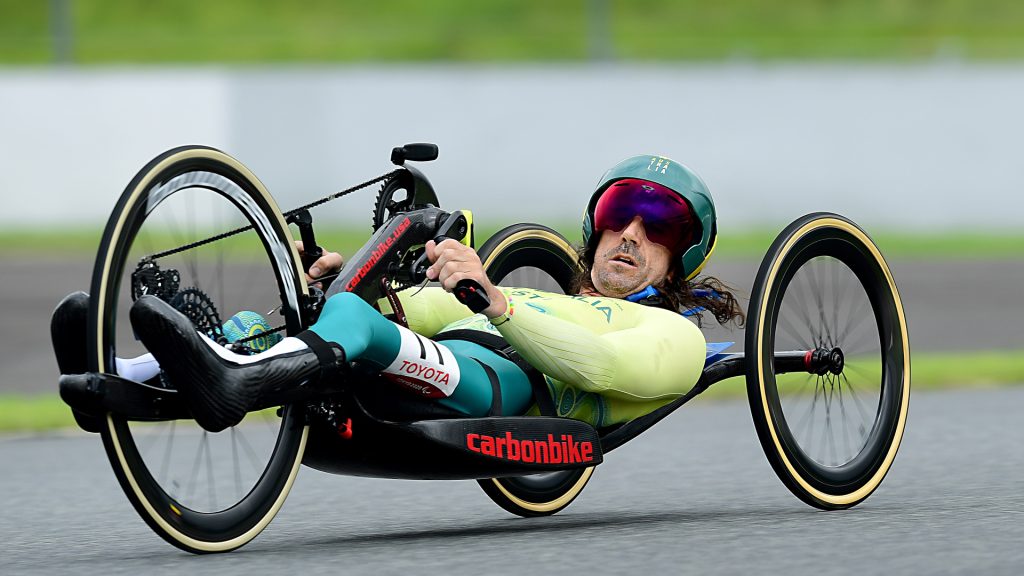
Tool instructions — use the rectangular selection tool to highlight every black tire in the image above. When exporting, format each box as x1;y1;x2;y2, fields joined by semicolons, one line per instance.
90;146;309;553
474;224;595;517
745;213;910;510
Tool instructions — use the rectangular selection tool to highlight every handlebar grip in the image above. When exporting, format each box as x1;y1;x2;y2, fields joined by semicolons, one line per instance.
288;209;324;276
301;246;324;274
453;279;491;314
434;222;489;312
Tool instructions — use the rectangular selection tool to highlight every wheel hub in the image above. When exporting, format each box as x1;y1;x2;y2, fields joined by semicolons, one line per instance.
828;347;845;375
809;347;844;375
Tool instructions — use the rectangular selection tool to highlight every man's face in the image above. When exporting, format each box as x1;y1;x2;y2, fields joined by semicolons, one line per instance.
590;216;673;298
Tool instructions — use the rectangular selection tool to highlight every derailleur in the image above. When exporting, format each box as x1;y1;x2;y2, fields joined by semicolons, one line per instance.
131;259;180;302
131;259;226;344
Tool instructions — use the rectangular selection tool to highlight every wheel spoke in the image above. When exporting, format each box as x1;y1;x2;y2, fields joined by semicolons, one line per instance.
205;430;218;512
773;254;887;469
835;295;870;345
186;432;207;503
841;327;879;357
787;374;820;442
806;259;835;348
232;427;242;504
840;370;876;427
825;375;839;465
162;202;201;290
233;243;265;310
838;377;854;460
805;376;822;455
786;275;823;347
831;258;844;347
776;312;813;350
159;421;176;484
235;424;269;475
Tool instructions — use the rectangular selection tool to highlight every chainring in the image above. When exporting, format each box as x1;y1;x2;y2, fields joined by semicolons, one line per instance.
371;180;414;231
169;288;225;344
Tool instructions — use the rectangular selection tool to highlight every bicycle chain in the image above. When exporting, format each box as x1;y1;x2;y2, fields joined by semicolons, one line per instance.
142;168;404;346
232;324;289;346
148;169;402;260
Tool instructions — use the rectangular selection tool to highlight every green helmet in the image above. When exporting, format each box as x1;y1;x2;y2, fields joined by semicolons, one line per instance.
582;155;717;281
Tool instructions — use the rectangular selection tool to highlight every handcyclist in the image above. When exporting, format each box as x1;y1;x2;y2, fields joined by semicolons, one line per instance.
57;155;744;433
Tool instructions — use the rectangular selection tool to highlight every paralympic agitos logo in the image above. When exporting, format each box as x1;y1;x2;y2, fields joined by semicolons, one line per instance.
466;432;595;464
346;217;412;292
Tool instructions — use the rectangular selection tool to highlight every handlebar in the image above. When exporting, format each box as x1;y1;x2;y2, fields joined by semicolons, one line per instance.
320;206;490;315
413;211;491;314
451;279;490;314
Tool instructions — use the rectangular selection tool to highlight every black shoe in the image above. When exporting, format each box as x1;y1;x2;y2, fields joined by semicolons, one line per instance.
51;291;90;375
51;291;105;433
129;295;345;432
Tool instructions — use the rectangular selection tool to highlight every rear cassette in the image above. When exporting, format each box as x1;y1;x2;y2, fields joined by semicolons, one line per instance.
169;288;225;343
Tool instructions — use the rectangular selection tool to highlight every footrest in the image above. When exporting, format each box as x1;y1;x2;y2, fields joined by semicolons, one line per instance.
59;372;188;422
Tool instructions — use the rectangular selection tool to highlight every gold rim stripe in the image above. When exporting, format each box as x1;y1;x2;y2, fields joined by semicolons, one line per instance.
756;217;910;506
491;468;595;512
479;226;594;512
98;147;308;552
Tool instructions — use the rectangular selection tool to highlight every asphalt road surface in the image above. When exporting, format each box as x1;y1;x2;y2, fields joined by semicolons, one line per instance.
2;387;1021;575
3;257;1023;394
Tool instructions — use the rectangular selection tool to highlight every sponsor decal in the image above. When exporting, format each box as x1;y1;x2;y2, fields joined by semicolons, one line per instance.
386;359;453;398
382;326;461;398
346;217;412;292
396;360;450;385
466;432;595;464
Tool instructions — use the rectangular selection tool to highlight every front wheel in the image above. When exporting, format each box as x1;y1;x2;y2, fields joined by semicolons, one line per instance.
91;146;309;553
474;223;595;517
745;213;910;510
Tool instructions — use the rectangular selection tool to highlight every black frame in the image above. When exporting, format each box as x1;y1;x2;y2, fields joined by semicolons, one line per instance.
61;347;832;479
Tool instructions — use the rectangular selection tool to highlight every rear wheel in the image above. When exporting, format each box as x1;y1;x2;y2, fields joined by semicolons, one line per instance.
91;146;309;552
475;224;595;517
746;213;910;510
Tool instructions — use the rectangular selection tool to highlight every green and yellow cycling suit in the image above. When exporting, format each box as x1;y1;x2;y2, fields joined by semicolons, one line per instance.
308;287;705;428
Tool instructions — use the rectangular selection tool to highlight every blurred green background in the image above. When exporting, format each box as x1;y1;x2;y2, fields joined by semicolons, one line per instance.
4;0;1024;64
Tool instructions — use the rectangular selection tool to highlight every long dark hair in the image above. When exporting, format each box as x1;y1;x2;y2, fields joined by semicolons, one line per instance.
570;245;745;328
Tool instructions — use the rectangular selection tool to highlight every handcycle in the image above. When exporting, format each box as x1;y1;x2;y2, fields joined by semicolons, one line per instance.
55;143;910;554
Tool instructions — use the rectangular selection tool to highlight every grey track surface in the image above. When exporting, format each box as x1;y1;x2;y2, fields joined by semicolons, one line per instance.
5;256;1022;393
2;387;1022;575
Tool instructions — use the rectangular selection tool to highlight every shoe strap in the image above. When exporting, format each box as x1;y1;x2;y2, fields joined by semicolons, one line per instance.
295;331;346;382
